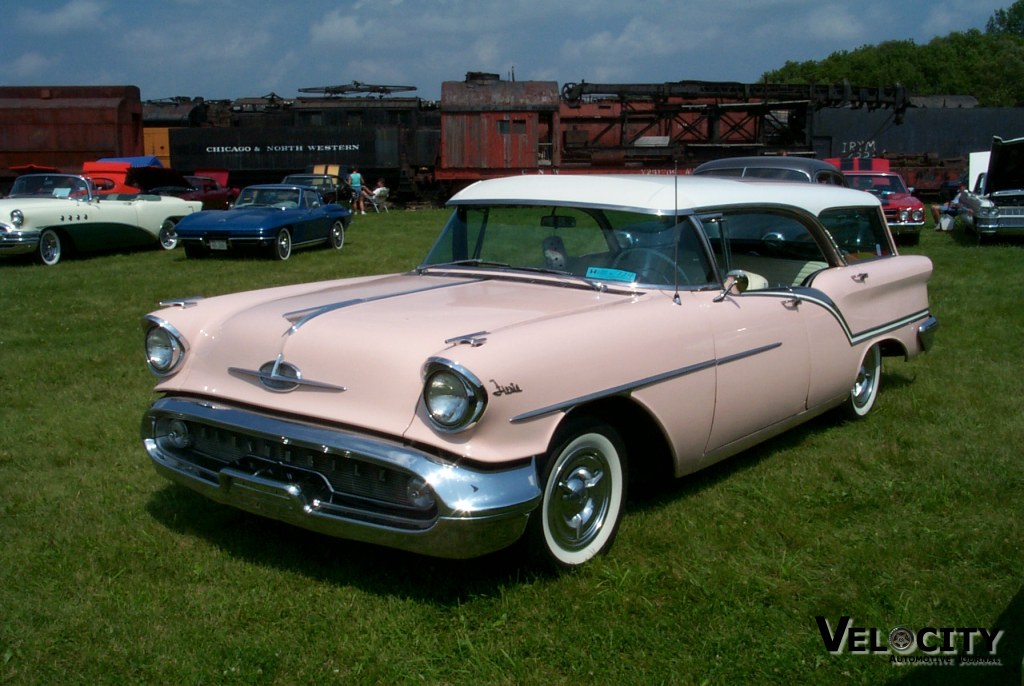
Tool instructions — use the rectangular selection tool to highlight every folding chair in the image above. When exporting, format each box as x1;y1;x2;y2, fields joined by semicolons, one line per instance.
367;187;390;213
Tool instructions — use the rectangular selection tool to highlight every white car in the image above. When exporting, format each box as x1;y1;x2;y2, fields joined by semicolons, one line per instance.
0;173;202;265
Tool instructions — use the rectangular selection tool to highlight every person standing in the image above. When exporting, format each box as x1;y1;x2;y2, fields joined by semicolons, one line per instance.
349;166;365;214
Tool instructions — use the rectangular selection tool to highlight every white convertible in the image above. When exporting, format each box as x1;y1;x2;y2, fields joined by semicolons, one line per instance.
0;173;202;265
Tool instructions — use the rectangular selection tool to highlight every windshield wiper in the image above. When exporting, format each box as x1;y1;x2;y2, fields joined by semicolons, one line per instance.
418;261;609;292
417;259;512;272
508;266;608;291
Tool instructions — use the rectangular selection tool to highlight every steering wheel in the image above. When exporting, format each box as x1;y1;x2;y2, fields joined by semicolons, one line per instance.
611;248;690;286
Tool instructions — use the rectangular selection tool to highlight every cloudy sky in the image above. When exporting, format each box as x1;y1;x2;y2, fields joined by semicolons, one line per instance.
6;0;1011;101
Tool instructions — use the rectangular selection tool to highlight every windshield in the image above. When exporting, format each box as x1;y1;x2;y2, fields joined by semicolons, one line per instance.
420;205;717;288
9;174;91;199
849;174;908;196
235;187;301;208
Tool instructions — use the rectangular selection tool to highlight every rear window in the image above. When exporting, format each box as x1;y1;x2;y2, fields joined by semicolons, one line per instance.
818;206;894;262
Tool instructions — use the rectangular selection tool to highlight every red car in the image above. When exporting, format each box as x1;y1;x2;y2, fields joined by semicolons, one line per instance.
81;161;237;210
828;159;925;244
183;169;239;210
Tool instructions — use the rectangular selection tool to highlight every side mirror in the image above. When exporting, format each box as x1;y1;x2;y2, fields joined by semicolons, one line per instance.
714;269;750;302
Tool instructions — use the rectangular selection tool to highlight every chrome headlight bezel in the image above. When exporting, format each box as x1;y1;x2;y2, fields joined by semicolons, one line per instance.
911;208;924;222
10;209;24;228
422;358;487;432
143;315;188;377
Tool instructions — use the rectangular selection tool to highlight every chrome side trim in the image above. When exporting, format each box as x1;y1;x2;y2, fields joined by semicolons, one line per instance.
510;342;781;423
745;289;932;345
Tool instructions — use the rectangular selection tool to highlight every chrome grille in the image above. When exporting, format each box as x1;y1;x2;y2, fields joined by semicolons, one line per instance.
166;420;437;523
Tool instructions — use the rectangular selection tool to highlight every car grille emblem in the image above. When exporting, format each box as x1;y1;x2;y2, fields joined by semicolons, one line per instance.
228;354;346;394
259;358;302;392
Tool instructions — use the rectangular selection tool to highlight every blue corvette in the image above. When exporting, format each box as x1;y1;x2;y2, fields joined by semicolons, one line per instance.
175;184;352;260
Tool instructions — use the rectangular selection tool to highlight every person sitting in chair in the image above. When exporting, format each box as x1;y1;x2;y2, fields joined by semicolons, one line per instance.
363;178;390;212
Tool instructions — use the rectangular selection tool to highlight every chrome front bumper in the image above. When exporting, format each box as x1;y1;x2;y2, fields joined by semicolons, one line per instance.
0;230;39;256
142;396;542;559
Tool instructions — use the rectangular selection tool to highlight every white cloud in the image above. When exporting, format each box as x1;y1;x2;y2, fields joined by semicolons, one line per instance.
309;10;366;45
16;0;108;35
10;52;59;78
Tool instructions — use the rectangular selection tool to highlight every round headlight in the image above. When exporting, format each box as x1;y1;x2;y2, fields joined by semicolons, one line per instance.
899;209;910;222
912;209;924;222
422;360;486;432
144;321;186;376
10;209;23;228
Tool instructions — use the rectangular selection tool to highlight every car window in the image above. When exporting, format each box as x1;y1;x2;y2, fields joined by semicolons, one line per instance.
818;206;893;262
742;168;809;182
815;172;845;186
703;210;829;290
695;167;744;177
422;205;716;288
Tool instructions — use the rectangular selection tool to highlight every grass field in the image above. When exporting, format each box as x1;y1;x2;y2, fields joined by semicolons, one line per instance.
1;210;1022;685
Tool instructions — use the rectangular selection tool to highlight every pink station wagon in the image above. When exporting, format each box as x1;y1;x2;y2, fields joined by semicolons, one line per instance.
141;174;937;568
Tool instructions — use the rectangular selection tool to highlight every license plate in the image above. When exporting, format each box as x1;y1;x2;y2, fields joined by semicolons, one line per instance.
210;239;228;251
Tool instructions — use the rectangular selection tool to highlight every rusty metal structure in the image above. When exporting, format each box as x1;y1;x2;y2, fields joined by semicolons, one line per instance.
11;73;1016;202
0;86;143;184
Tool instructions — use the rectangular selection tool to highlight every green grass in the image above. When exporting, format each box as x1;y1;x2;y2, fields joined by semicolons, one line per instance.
1;212;1022;685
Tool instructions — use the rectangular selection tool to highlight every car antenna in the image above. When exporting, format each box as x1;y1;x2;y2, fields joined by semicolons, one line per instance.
672;163;682;306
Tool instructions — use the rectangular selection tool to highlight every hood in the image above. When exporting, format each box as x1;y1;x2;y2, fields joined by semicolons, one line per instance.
154;273;637;440
985;136;1024;193
877;192;922;209
126;166;191;192
194;168;231;187
176;207;278;230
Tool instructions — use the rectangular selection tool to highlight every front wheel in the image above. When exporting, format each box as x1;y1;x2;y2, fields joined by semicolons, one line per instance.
328;220;345;250
270;228;292;260
529;416;627;569
158;219;178;250
847;343;882;418
37;228;63;266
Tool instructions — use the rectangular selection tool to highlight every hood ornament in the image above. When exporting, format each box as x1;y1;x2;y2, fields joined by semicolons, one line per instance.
229;354;346;393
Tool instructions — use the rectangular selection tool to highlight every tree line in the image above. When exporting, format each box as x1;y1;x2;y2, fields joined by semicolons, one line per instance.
762;1;1024;106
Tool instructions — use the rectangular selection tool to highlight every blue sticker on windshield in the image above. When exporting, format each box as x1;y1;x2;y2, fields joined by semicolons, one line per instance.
586;267;636;283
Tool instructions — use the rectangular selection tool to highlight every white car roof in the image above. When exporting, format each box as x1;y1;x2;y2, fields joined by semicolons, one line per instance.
448;174;880;216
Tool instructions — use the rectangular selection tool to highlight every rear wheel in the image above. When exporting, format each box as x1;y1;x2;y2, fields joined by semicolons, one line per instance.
529;416;627;569
37;228;62;266
847;343;882;417
158;219;178;250
270;228;292;260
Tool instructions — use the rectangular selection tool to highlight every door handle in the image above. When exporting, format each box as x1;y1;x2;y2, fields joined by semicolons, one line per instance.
851;272;869;283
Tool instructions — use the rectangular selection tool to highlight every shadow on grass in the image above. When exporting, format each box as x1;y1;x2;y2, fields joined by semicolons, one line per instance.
144;375;916;602
887;583;1023;685
949;226;1024;249
626;397;889;513
146;484;554;603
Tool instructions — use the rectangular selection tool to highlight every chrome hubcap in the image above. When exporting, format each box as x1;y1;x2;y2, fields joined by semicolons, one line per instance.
41;233;58;262
548;450;610;550
852;347;879;408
